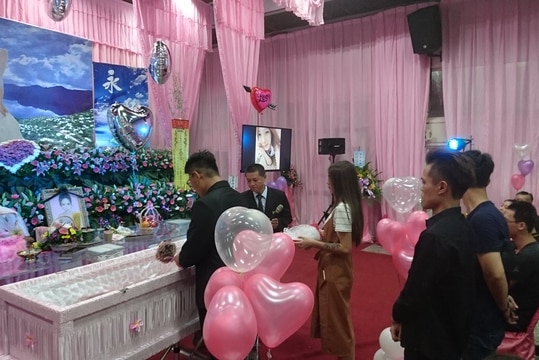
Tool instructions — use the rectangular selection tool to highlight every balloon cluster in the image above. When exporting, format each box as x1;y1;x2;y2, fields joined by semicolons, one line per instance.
511;144;534;191
107;103;153;152
373;327;404;360
377;177;427;279
204;206;314;360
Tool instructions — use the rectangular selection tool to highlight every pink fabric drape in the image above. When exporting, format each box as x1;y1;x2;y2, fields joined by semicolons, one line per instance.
272;0;325;26
192;4;431;224
134;0;212;149
214;0;265;175
442;0;539;208
0;0;142;67
372;7;431;217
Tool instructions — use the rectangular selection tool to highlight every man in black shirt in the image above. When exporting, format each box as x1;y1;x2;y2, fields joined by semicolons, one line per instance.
391;149;477;360
504;201;539;332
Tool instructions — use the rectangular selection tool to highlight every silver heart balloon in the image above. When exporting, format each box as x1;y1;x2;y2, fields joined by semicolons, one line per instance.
107;103;153;152
148;41;171;85
47;0;72;22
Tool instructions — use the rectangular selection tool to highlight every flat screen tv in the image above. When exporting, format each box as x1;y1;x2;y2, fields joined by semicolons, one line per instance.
241;125;292;172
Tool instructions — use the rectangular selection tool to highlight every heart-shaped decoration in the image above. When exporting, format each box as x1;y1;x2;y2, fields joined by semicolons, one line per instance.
0;139;40;174
382;177;422;214
518;160;534;176
243;274;314;348
250;87;272;113
108;103;153;152
514;144;529;159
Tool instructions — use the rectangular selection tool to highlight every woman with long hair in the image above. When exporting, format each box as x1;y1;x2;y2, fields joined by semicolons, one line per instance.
295;160;364;359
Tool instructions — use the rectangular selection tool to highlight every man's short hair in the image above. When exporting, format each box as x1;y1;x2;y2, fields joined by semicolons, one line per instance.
462;150;494;188
425;149;475;199
515;190;534;202
245;163;266;177
507;201;538;233
184;150;219;177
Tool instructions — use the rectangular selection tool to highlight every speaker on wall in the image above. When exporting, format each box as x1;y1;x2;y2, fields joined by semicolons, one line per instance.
318;138;345;155
407;5;442;55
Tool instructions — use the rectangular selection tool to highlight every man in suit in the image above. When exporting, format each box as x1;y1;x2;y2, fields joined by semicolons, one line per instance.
242;163;292;233
174;150;247;348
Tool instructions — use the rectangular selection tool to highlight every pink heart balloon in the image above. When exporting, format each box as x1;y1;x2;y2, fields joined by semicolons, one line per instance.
244;233;295;281
376;218;407;255
250;87;272;113
392;248;414;280
518;160;534;176
382;177;422;214
232;229;272;273
203;286;258;360
405;211;429;247
204;266;244;308
243;274;314;348
511;173;525;191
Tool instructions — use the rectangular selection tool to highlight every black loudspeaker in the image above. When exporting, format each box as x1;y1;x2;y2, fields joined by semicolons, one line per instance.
407;5;442;55
318;138;345;155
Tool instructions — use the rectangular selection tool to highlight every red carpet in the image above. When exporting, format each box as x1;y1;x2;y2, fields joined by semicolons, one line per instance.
149;244;403;359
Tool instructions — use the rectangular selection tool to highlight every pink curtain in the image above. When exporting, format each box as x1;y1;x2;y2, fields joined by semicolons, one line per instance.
214;0;265;175
134;0;212;149
0;0;142;66
272;0;325;26
442;0;539;207
192;4;431;224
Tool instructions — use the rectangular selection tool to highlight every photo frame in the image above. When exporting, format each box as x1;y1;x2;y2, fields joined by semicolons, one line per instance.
41;187;90;229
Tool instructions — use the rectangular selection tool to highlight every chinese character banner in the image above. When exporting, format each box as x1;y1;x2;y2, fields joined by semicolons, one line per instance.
93;62;149;148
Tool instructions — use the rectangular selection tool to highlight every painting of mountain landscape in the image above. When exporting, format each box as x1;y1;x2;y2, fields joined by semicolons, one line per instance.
0;17;93;148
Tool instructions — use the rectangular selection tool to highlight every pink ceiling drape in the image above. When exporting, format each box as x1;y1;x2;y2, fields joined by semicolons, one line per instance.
0;0;141;67
192;4;431;224
442;0;539;207
272;0;325;26
134;0;212;149
213;0;265;175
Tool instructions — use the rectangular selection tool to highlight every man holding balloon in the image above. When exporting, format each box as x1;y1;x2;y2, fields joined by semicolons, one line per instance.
174;150;247;353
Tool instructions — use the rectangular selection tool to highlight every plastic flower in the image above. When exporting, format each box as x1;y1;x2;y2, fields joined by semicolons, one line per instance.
281;166;303;189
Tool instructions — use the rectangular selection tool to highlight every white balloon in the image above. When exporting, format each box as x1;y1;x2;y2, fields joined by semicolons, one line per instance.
373;348;388;360
514;143;529;159
379;327;404;360
47;0;72;22
382;177;421;214
283;224;321;241
148;40;171;85
214;206;273;273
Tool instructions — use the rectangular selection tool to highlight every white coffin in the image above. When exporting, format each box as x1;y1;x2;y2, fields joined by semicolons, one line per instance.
0;241;198;360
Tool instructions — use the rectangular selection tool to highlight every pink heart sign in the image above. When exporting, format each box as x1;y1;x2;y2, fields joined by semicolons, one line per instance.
0;139;40;174
518;160;534;176
382;177;422;214
250;87;272;113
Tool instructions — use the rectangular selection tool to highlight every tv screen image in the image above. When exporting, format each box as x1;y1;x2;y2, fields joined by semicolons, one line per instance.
241;125;292;172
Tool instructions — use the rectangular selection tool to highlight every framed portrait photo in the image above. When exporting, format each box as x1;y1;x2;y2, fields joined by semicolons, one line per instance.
42;187;90;229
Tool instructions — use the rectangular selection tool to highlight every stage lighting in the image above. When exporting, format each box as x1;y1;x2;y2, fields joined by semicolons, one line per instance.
447;137;472;151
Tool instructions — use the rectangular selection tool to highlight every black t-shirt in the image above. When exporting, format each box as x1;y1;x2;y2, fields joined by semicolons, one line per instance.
506;241;539;332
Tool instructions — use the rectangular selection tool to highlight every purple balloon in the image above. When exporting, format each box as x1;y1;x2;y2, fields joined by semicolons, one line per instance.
518;160;534;176
275;176;288;190
268;181;279;190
